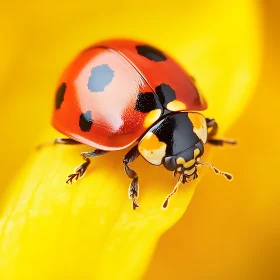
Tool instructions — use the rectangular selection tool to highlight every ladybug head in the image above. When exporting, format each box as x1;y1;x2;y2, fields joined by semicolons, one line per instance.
162;141;204;183
162;140;233;208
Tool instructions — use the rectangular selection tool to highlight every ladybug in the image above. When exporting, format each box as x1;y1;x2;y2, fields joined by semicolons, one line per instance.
51;39;236;209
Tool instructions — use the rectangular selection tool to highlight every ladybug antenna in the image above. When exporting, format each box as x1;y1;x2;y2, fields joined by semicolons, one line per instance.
162;180;182;209
196;161;233;181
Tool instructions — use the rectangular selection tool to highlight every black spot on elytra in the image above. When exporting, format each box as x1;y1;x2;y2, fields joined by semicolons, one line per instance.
136;45;167;62
155;84;176;107
135;92;161;113
55;83;67;109
79;111;93;132
88;64;115;92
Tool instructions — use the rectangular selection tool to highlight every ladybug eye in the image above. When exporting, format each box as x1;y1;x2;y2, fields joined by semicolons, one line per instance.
162;156;177;171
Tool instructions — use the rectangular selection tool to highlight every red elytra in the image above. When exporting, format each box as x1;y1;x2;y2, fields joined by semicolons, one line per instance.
52;39;207;151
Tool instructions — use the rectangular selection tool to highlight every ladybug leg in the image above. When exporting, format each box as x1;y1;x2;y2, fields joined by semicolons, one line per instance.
66;158;91;184
206;118;237;146
66;150;108;184
37;138;82;149
123;145;140;210
206;118;218;139
54;138;82;145
80;150;108;159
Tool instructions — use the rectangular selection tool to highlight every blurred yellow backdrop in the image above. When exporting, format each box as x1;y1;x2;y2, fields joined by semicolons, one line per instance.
0;0;279;279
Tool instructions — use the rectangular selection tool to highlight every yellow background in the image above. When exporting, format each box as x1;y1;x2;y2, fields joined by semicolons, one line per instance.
0;0;279;279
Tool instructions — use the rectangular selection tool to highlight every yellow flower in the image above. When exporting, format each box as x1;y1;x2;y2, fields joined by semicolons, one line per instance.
0;0;269;279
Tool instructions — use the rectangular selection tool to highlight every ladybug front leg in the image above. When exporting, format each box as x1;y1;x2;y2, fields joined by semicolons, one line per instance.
123;145;140;210
66;150;108;184
206;118;237;146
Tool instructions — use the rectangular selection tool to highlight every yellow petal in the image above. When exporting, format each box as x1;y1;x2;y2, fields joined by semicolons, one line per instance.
0;0;261;279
